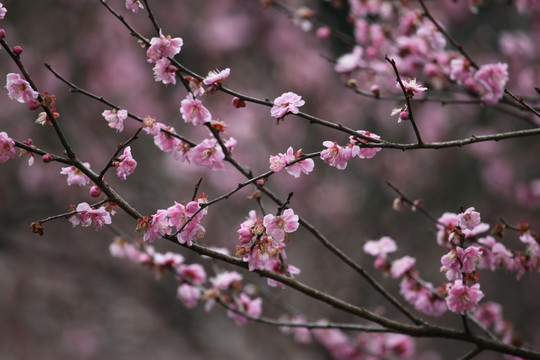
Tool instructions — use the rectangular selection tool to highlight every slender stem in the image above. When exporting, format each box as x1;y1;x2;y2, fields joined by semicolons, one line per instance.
385;56;424;145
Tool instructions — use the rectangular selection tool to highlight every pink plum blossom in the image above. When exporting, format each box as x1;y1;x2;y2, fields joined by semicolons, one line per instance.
153;251;185;268
363;236;397;258
102;108;127;132
398;78;427;97
125;0;143;14
284;148;314;178
0;3;6;19
180;93;212;126
457;207;481;231
152;58;178;85
177;263;206;285
210;271;243;291
5;73;39;104
320;141;352;170
390;256;416;278
150;123;180;152
227;293;262;325
187;138;226;170
143;209;171;242
446;280;484;314
115;146;137;180
269;147;314;177
263;208;299;241
0;132;15;163
167;200;207;246
70;202;112;230
450;58;474;83
270;92;305;118
334;46;363;73
146;33;183;63
60;163;91;186
177;284;201;308
237;210;263;244
269;153;288;173
473;63;508;105
203;68;230;85
350;130;382;159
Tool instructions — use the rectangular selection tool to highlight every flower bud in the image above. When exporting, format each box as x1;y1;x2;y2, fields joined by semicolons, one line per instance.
28;100;40;111
13;46;23;55
399;111;409;121
232;97;246;108
0;29;6;40
89;185;102;198
316;27;331;40
42;154;54;163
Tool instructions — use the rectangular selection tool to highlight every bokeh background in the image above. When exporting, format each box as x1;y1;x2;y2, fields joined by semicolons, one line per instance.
1;0;539;359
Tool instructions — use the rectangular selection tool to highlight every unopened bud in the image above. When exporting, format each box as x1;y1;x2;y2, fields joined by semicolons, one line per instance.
13;46;23;55
89;185;101;198
370;84;380;97
393;196;406;212
0;29;6;40
399;111;409;121
42;154;54;163
256;178;267;188
316;27;331;40
28;100;40;111
232;97;246;108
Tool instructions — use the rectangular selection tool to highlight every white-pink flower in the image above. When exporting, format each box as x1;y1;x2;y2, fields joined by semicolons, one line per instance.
320;141;352;170
474;63;508;105
203;68;230;85
153;58;178;85
398;78;427;97
457;207;481;231
363;236;397;258
334;46;364;73
390;256;416;278
210;271;243;291
350;130;382;159
151;123;180;152
269;147;314;177
446;280;484;314
5;73;39;104
270;92;305;118
0;3;7;19
180;93;212;126
0;131;15;163
60;163;91;186
177;284;201;309
177;263;207;285
102;108;128;132
125;0;144;13
263;208;299;241
146;33;183;63
70;202;112;230
227;293;262;325
143;209;171;242
187;138;226;170
116;146;137;180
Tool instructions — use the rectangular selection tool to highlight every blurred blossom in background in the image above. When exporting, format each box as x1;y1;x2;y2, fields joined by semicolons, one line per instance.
1;0;539;359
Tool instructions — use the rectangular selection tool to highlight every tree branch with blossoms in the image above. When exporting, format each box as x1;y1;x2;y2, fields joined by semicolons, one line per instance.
2;0;540;359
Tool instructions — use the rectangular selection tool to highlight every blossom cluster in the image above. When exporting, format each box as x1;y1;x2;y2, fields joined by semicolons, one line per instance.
69;202;114;230
141;116;235;170
110;238;262;325
235;209;300;287
320;130;381;170
334;3;509;106
138;198;208;246
269;146;314;178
